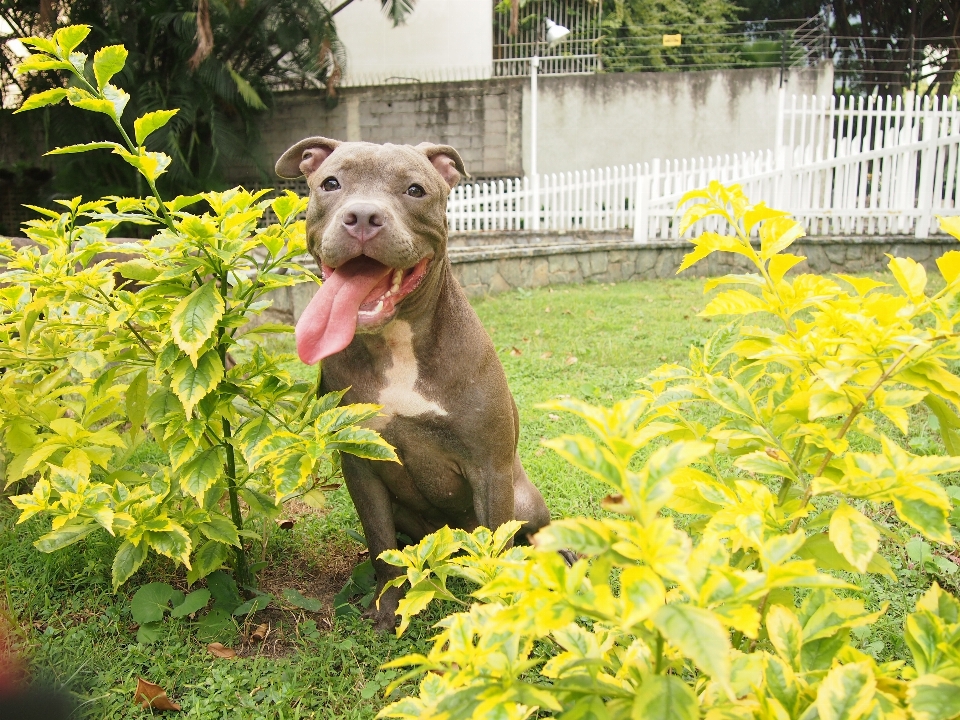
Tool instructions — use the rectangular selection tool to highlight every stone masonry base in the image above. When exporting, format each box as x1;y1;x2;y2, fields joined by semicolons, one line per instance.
263;230;957;324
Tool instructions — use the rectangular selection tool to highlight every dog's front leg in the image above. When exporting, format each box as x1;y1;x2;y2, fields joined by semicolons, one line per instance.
341;454;403;632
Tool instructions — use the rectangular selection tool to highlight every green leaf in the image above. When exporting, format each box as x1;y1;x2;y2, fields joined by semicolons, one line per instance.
282;588;322;612
621;566;666;628
170;282;224;365
651;603;731;690
765;604;803;670
187;541;231;585
171;351;224;417
170;589;211;618
34;522;97;552
195;607;236;643
112;540;148;590
892;488;954;544
328;426;399;462
179;447;223;501
908;674;960;720
196;516;240;549
15;87;68;113
924;396;960;456
131;582;178;624
815;662;876;720
134;109;178;146
232;594;272;617
126;370;149;429
828;502;880;573
239;488;282;520
797;532;896;580
227;65;267;109
206;570;243;610
631;674;698;720
116;258;160;282
46;141;124;155
144;523;192;567
54;25;91;56
93;45;127;89
116;148;172;183
734;450;798;481
270;191;309;226
136;621;162;644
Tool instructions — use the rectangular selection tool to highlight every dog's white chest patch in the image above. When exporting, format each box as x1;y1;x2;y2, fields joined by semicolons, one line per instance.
376;320;447;420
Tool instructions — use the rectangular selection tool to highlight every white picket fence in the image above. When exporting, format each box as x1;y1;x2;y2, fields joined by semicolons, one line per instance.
447;92;960;240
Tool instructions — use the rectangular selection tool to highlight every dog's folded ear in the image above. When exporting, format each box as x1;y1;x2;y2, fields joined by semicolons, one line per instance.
416;143;468;189
276;137;341;179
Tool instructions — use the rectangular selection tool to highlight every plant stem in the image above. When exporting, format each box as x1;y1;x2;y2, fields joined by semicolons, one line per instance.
221;415;249;587
787;346;917;532
654;632;665;673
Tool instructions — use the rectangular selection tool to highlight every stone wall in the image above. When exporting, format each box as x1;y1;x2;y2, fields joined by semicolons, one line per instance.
263;231;955;324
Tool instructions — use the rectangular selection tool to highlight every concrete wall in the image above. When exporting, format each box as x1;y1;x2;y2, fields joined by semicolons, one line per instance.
524;64;834;174
334;0;493;83
247;63;833;183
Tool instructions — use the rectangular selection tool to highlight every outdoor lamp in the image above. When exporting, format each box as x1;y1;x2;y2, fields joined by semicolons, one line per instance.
545;18;571;49
530;18;571;230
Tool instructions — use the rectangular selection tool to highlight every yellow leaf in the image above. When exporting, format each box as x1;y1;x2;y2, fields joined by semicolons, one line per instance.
835;274;889;296
61;448;92;479
887;255;927;302
678;232;757;274
809;391;852;420
744;202;791;235
936;250;960;284
768;253;805;284
936;214;960;240
702;289;766;316
714;604;762;639
759;216;805;259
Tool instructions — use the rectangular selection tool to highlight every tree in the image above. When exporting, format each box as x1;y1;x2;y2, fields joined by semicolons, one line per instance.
739;0;960;97
599;0;743;72
0;0;416;204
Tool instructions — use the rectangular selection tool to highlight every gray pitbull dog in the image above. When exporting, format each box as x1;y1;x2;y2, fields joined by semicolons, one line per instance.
276;137;553;631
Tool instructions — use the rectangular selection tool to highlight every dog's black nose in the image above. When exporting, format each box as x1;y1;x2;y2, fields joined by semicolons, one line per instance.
342;203;385;242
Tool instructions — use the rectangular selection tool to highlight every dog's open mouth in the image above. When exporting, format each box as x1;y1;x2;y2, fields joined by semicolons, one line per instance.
295;255;432;365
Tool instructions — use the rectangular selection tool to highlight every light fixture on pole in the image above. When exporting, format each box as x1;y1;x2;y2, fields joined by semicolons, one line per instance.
530;17;570;230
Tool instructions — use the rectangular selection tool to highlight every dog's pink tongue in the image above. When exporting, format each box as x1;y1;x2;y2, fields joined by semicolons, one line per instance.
296;256;393;365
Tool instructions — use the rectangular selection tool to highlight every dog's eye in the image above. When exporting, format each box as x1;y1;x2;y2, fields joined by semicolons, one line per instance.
321;177;341;192
406;184;425;198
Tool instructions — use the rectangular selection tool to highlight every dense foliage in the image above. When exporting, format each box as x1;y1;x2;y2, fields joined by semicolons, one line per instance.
0;25;397;590
376;183;960;719
0;0;348;198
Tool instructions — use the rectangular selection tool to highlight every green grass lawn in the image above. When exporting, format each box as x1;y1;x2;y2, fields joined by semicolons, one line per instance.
1;277;957;718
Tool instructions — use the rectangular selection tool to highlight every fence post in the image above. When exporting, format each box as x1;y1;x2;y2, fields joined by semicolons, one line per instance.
915;96;937;238
633;174;650;243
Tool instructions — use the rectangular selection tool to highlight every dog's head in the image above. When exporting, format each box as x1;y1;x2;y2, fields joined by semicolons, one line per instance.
275;138;466;364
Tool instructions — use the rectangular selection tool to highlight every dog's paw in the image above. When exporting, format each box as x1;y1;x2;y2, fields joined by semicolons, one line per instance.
362;604;399;633
363;586;401;633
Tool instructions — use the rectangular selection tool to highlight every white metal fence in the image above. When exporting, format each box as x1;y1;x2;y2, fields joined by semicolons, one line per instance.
447;92;960;241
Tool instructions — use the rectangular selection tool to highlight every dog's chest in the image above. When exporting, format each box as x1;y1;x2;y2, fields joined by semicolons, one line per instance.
371;320;446;426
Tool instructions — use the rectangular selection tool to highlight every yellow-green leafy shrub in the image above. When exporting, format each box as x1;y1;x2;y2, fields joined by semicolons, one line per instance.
1;25;396;589
377;183;960;720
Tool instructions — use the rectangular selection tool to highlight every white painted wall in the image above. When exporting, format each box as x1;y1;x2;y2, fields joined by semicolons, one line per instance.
334;0;493;83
